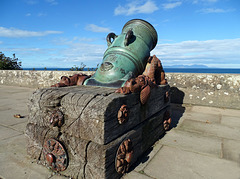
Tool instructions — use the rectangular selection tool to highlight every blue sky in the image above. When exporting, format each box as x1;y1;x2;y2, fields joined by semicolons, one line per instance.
0;0;240;68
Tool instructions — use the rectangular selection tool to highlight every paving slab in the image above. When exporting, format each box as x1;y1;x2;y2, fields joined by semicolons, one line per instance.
191;105;240;117
182;112;221;123
169;104;187;128
221;115;240;128
123;171;153;179
10;121;29;133
222;138;240;163
0;85;51;179
221;108;240;117
0;125;22;140
158;129;222;158
144;146;240;179
191;105;223;115
179;119;240;141
133;143;163;172
0;109;28;126
0;135;51;179
0;85;240;179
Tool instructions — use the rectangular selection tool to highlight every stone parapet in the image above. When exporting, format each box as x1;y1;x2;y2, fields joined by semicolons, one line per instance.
166;73;240;109
0;70;239;109
0;70;94;88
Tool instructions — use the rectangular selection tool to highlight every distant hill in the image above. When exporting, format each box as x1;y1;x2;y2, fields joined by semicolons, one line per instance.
165;64;208;68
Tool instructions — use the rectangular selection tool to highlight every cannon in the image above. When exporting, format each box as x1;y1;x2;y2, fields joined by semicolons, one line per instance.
26;19;171;179
84;19;158;88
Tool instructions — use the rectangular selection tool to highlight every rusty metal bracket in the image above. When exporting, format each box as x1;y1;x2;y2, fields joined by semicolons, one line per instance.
117;105;129;124
49;110;64;127
115;139;133;174
43;138;68;171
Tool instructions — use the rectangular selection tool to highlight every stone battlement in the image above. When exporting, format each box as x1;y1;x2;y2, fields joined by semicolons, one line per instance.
0;70;239;109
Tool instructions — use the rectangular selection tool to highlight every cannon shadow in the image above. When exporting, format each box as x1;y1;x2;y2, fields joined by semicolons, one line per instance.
169;86;185;129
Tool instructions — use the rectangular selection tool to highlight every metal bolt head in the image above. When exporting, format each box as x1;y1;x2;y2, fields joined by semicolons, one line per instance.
46;153;55;166
49;110;64;127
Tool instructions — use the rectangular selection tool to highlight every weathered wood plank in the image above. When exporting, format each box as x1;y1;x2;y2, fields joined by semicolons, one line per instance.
26;123;88;179
28;85;170;144
26;106;168;179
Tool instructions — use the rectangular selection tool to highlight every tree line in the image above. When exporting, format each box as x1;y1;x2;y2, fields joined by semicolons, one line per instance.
0;52;22;70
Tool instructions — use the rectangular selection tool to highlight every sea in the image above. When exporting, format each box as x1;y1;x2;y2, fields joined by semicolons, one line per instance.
22;68;240;74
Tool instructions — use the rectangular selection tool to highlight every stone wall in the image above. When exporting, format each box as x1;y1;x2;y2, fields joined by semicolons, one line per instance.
0;70;239;109
0;70;94;88
166;73;240;109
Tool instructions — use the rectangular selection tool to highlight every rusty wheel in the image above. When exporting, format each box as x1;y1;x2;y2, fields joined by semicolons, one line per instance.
117;105;129;124
43;138;68;171
115;139;133;174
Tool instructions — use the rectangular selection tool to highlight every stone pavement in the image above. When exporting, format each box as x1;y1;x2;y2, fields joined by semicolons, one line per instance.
0;85;240;179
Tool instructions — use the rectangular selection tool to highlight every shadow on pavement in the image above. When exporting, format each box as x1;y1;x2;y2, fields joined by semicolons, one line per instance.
170;103;186;129
170;87;185;104
169;86;186;129
127;87;186;174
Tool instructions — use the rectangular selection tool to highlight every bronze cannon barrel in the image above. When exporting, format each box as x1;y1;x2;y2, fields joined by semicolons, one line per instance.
84;19;158;88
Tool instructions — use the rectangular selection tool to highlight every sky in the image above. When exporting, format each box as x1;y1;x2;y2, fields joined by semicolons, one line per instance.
0;0;240;68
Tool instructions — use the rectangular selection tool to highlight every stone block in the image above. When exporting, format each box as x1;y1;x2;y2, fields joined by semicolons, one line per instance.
144;146;240;179
0;125;22;140
181;112;221;123
222;139;240;163
123;171;153;179
158;129;222;158
221;115;240;128
179;119;240;141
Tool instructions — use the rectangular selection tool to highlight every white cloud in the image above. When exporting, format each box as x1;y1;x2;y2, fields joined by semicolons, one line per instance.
51;38;240;68
85;24;111;33
151;38;240;68
162;1;182;10
52;37;100;46
114;0;159;16
197;8;234;14
37;12;47;17
25;13;31;16
2;36;239;68
62;43;105;60
25;0;38;5
193;0;218;4
2;47;42;52
0;27;63;38
44;42;106;67
73;37;98;42
205;0;218;2
45;0;58;5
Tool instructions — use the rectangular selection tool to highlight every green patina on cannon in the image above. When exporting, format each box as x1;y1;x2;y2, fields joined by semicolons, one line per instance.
84;19;158;88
